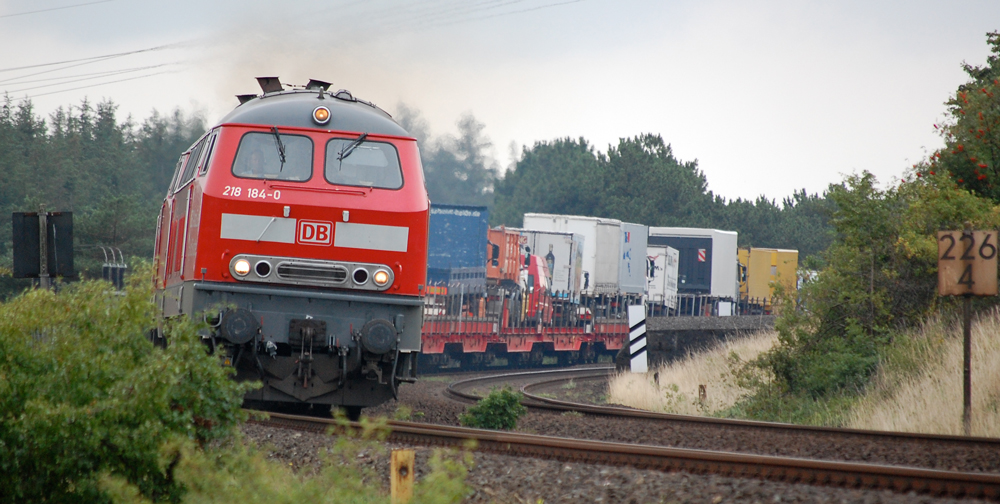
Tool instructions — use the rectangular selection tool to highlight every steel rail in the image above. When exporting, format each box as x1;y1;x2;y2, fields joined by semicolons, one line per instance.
445;366;613;403
447;366;1000;450
257;411;1000;499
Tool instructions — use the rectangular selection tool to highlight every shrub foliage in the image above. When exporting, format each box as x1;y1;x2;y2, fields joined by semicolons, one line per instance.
0;267;252;503
735;171;1000;421
459;386;527;430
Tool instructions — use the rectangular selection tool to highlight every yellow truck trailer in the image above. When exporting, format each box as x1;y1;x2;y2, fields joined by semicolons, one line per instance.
738;248;798;301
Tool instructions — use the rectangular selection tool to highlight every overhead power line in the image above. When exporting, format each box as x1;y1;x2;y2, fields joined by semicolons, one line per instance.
438;0;584;26
4;64;174;93
0;65;166;85
8;70;176;102
0;0;115;19
0;43;180;74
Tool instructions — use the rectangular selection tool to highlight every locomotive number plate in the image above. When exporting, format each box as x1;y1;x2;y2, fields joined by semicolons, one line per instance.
223;186;281;200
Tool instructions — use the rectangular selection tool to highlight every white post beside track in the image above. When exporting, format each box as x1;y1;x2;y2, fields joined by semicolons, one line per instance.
627;304;648;373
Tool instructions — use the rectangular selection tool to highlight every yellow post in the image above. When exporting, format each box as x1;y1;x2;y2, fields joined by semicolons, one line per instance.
391;449;415;504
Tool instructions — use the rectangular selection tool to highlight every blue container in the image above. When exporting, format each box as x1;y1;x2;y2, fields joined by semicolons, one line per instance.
427;204;490;280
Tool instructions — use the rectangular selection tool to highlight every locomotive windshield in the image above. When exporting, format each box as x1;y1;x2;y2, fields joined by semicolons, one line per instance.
324;138;402;190
232;131;313;181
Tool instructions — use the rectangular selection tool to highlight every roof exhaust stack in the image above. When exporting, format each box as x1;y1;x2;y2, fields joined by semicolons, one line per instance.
236;94;256;105
305;79;332;91
256;76;283;94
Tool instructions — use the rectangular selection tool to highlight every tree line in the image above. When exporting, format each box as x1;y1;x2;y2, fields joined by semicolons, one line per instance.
0;97;204;296
0;89;832;300
401;110;835;260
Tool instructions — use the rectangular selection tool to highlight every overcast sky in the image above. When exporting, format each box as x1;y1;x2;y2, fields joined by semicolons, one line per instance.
1;0;998;202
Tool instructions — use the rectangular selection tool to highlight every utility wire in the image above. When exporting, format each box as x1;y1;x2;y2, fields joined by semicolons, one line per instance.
0;65;166;85
329;0;525;41
0;0;115;19
8;70;175;102
4;64;174;93
0;43;180;74
434;0;583;27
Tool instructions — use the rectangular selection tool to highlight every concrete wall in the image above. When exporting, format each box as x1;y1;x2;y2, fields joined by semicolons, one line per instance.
617;315;776;371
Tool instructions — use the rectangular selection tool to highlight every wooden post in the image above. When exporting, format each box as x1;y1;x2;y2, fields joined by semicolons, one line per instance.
963;295;972;436
391;449;414;504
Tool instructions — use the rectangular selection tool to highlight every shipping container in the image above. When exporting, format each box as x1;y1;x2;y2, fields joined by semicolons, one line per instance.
738;248;798;299
522;213;646;296
427;204;489;284
513;229;585;301
486;227;521;285
647;245;680;309
647;227;739;299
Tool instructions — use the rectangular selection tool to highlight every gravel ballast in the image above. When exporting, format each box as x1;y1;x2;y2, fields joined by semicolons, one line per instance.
239;374;999;503
241;422;986;503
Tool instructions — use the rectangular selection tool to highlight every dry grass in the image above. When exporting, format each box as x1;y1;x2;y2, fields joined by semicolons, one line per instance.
847;308;1000;436
606;331;778;415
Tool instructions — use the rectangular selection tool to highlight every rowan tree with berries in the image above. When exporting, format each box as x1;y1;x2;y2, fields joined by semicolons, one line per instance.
921;32;1000;200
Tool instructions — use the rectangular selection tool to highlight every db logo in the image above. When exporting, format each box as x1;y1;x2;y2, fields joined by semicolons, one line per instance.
297;220;333;246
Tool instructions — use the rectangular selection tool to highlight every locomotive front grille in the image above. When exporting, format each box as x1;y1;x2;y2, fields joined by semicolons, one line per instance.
276;262;349;283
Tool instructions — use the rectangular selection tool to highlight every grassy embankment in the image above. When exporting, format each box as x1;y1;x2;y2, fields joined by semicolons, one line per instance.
607;331;778;416
608;314;1000;437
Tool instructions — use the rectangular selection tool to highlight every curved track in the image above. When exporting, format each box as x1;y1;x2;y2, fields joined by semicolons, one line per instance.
446;366;1000;457
256;411;1000;500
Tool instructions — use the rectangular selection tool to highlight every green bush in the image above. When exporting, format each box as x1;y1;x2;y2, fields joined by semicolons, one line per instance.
732;171;1000;423
459;386;527;430
0;267;253;503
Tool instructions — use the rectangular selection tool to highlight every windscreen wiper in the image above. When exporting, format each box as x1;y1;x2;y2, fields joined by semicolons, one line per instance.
338;132;368;164
270;126;286;171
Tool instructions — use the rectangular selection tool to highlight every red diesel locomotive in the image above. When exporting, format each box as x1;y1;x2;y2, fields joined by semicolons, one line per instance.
153;78;428;416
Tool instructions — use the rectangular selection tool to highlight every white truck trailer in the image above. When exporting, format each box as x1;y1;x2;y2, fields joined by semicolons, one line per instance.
522;213;648;296
646;227;739;300
513;228;585;301
646;245;680;309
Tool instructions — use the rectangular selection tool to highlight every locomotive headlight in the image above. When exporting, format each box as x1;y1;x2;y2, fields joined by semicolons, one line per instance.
312;106;331;125
233;259;251;276
372;269;391;286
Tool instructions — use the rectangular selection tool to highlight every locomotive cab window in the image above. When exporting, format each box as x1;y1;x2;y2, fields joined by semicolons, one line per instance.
232;131;313;181
324;138;402;190
174;137;207;193
197;132;218;176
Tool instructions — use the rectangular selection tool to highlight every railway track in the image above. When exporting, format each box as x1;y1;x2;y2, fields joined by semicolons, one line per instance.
446;366;1000;459
256;411;1000;500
